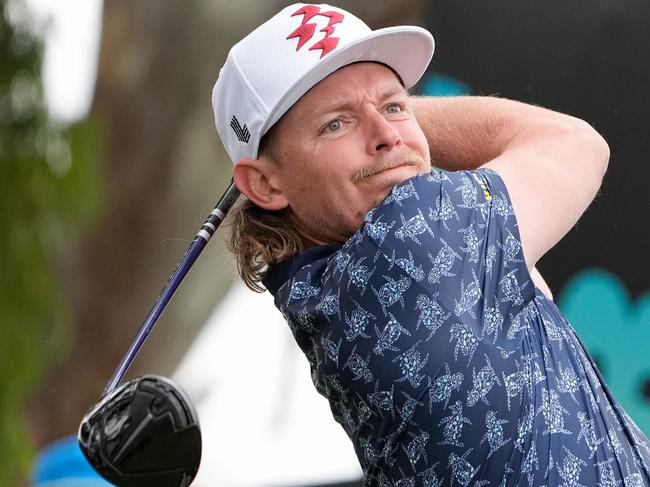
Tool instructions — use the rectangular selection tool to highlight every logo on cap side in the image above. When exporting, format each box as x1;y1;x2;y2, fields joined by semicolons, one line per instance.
230;116;250;143
286;5;344;59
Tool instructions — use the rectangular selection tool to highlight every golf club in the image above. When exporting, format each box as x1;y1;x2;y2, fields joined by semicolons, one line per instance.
78;375;201;487
79;181;240;486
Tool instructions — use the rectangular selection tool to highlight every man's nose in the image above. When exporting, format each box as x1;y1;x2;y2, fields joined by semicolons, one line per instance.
364;109;401;154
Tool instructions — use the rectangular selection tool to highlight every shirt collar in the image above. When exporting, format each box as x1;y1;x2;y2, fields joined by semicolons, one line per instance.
263;243;342;294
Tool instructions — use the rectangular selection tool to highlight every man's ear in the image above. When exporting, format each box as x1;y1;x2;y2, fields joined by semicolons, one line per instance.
233;157;288;210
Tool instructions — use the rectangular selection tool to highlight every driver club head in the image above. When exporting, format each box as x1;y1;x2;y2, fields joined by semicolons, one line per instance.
78;375;201;487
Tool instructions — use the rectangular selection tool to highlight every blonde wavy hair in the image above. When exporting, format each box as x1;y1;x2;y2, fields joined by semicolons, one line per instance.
226;128;305;292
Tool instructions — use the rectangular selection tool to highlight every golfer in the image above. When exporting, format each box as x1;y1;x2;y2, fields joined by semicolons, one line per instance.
212;3;650;485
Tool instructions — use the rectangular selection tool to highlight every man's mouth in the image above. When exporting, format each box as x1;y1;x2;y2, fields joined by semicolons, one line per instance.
352;160;414;183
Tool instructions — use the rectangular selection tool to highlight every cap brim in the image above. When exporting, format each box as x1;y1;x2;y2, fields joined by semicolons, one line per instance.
263;25;434;135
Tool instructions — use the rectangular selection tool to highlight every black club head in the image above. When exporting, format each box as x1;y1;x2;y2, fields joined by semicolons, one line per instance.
78;375;201;487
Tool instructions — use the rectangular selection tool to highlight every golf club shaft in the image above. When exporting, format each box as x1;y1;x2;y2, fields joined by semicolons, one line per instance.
102;181;241;397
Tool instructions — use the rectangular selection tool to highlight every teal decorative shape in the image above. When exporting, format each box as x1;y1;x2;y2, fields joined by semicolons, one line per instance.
419;73;471;97
558;268;650;435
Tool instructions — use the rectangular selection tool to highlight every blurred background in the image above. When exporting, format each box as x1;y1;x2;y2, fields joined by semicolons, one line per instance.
1;0;648;485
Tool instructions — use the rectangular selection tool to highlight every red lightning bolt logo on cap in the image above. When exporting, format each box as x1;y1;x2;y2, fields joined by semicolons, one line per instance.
286;5;344;58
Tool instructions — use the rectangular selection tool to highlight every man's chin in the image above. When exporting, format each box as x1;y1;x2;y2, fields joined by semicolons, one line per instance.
356;164;424;215
374;164;420;189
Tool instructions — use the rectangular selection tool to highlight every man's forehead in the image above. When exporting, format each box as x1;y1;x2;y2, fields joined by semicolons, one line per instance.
290;62;406;115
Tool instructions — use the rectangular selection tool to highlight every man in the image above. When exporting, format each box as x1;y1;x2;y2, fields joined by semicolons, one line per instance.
212;3;650;486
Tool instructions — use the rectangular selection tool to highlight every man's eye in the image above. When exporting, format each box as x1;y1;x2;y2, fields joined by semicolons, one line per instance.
325;120;342;132
386;104;402;114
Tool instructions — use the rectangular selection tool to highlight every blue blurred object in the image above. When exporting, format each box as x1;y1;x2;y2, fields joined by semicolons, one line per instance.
558;268;650;435
31;436;112;486
419;73;471;96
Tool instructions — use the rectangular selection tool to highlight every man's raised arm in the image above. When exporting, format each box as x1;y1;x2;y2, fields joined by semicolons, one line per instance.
410;96;610;270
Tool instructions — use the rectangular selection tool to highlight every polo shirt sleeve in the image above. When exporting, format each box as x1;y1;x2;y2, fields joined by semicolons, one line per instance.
358;168;536;351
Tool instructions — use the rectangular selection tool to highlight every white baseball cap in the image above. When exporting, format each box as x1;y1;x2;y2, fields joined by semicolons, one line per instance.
212;3;435;163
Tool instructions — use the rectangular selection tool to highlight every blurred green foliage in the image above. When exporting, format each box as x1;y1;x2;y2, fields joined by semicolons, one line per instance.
0;0;104;483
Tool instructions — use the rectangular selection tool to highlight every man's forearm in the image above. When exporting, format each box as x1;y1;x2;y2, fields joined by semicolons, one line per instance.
410;95;584;171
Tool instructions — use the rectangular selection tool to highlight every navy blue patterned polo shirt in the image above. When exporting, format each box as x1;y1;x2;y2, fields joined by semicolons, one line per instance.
263;168;650;486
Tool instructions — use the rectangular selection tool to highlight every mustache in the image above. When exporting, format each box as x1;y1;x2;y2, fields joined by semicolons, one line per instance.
352;149;427;183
